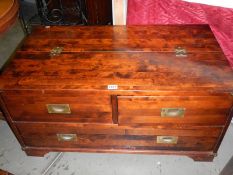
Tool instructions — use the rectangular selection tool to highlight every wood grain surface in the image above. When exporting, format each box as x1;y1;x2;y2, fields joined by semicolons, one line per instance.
118;95;232;125
16;122;222;151
0;25;232;91
0;25;232;161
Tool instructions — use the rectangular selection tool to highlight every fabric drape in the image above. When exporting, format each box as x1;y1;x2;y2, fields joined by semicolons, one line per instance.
127;0;233;68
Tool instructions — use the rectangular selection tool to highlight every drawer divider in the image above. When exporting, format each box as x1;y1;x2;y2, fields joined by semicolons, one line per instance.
111;95;118;124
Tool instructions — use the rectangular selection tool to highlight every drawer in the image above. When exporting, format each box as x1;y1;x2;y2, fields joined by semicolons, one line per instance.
16;122;222;152
2;92;112;123
117;95;232;125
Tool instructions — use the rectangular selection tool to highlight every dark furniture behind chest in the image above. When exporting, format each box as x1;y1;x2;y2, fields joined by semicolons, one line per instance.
0;25;233;161
36;0;112;25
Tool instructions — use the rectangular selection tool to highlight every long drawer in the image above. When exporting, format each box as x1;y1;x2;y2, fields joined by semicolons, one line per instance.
117;95;232;126
2;92;112;123
16;122;222;152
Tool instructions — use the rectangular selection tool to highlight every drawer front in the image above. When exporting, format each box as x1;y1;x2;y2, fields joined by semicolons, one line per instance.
16;123;222;152
3;92;112;123
118;95;232;125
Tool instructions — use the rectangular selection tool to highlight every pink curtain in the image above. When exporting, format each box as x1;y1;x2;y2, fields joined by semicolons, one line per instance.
127;0;233;68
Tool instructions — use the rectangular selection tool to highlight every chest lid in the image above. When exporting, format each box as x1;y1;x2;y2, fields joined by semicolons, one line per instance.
0;25;233;92
20;25;222;52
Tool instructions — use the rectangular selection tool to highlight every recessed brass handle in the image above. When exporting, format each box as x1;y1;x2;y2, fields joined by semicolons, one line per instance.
57;134;77;141
157;136;178;144
161;108;185;118
46;104;71;114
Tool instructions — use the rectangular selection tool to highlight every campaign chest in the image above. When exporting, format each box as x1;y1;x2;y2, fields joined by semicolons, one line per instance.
0;25;232;161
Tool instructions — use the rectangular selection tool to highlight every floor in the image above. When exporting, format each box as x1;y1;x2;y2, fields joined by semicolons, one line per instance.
0;21;233;175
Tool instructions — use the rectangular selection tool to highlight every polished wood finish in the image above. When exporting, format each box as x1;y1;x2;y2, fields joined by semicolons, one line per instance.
16;122;222;151
118;95;232;125
0;27;232;91
2;92;112;123
0;0;19;34
0;25;232;161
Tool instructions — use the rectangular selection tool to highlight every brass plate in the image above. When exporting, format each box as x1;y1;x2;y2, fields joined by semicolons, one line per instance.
57;134;77;142
161;108;185;118
46;104;71;114
157;136;178;144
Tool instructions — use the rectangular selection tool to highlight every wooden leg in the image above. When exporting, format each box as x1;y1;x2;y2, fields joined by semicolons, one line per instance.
220;156;233;175
22;146;216;162
23;148;49;157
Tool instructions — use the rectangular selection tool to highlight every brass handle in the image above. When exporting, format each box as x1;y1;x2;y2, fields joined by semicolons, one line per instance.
157;136;178;144
46;104;71;114
161;108;185;118
57;134;77;141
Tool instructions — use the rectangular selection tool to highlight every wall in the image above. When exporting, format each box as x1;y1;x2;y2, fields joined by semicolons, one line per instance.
112;0;127;25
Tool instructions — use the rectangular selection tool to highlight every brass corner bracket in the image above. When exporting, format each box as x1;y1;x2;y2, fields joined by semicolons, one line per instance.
50;47;63;57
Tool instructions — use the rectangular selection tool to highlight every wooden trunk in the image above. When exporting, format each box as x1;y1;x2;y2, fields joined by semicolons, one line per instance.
0;25;232;161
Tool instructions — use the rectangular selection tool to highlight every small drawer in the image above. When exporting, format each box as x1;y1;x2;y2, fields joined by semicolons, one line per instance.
16;122;222;152
2;91;112;123
117;95;232;125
